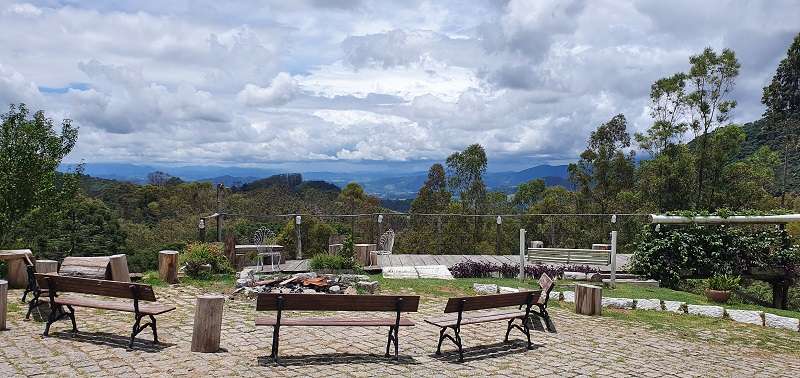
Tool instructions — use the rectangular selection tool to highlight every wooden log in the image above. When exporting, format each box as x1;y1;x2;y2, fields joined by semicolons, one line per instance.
7;259;28;289
109;254;131;282
158;251;179;284
575;284;602;316
191;295;224;352
35;260;59;274
0;280;7;330
60;256;111;279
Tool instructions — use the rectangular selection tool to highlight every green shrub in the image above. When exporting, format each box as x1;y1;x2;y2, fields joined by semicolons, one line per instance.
180;242;233;279
706;274;741;291
0;261;7;278
631;224;799;288
277;217;335;258
309;254;349;270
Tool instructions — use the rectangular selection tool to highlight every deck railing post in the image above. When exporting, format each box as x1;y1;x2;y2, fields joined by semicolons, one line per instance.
295;215;302;259
610;231;618;289
519;228;526;281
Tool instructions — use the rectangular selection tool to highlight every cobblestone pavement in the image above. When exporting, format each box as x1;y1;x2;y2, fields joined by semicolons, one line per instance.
1;285;799;377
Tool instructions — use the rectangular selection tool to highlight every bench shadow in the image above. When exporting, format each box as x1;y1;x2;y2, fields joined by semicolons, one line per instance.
529;315;558;333
49;330;174;352
432;339;542;363
258;353;419;367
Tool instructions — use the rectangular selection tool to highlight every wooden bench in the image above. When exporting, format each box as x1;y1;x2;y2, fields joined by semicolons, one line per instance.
526;247;611;265
255;293;420;361
34;273;176;348
425;274;555;362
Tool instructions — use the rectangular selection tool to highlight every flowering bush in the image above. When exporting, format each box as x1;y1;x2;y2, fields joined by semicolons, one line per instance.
449;260;598;279
180;242;234;279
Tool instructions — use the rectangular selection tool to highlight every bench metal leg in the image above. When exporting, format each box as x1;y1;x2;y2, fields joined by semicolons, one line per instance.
66;305;77;332
384;326;399;360
435;326;464;362
149;315;159;343
503;316;533;349
270;325;280;362
130;314;143;348
43;305;74;336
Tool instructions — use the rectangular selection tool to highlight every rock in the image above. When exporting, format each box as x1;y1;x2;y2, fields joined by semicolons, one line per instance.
548;291;562;301
239;268;255;280
235;278;252;288
270;288;292;294
302;289;318;294
764;313;800;331
382;266;419;279
563;272;587;281
356;281;379;294
686;304;724;318
498;286;520;294
727;309;764;326
338;274;370;284
416;265;454;280
328;285;341;294
663;301;686;313
473;283;498;295
586;273;603;282
602;297;635;309
635;299;662;311
562;291;575;303
343;286;358;295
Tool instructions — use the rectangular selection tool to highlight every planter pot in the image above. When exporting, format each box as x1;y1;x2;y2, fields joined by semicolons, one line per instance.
705;289;731;303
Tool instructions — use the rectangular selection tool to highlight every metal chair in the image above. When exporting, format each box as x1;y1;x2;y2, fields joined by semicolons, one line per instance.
252;227;280;272
374;229;395;255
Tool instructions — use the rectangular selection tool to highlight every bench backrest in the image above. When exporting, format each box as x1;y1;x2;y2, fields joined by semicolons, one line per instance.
443;291;542;313
35;273;157;302
527;247;611;265
256;293;420;312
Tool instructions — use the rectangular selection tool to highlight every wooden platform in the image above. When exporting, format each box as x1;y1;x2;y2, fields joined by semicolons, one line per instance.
278;254;630;273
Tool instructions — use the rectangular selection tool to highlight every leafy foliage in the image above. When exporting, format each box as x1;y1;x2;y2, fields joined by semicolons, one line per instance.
180;242;233;279
706;274;741;291
631;224;800;288
0;260;6;278
277;216;336;258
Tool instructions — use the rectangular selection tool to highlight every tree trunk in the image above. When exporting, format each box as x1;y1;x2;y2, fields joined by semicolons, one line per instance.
158;251;179;284
575;284;602;316
782;140;788;207
191;295;224;352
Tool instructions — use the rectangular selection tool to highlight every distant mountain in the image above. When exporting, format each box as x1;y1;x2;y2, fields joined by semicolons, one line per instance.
196;175;260;187
735;118;799;192
59;163;277;183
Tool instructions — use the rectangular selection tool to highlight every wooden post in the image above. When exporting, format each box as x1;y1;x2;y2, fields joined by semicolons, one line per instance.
191;295;224;352
158;251;179;284
0;280;7;330
295;216;302;259
519;228;526;281
109;254;131;282
437;216;443;255
7;259;28;289
575;284;602;315
35;260;58;274
495;216;502;255
217;214;224;243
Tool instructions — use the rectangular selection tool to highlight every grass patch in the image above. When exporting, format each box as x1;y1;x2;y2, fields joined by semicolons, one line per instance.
372;275;539;297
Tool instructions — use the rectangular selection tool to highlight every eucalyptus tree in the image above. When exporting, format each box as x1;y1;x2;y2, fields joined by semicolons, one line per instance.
446;144;488;242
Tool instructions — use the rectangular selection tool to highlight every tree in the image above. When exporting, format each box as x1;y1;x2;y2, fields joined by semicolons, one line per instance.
635;73;689;157
762;33;800;206
446;144;488;242
0;103;78;246
685;48;740;207
410;163;451;214
147;171;183;186
512;179;545;210
569;114;636;213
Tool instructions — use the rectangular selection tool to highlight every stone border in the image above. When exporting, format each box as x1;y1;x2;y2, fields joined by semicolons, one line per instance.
546;291;800;332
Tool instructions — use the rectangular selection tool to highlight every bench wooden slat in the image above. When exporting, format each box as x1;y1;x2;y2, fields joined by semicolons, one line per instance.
35;274;157;301
443;291;541;313
424;310;526;327
256;317;415;327
256;293;420;312
42;296;175;315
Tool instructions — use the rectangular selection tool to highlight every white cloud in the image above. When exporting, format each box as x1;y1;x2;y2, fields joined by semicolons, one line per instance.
238;72;299;107
4;3;41;17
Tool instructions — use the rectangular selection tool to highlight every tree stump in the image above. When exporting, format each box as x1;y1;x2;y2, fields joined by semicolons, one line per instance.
191;295;224;352
0;280;7;330
35;260;59;274
158;251;179;284
109;254;131;282
575;284;602;316
7;259;28;289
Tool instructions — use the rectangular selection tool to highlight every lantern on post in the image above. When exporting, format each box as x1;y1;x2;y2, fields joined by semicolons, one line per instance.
295;215;302;259
198;218;206;242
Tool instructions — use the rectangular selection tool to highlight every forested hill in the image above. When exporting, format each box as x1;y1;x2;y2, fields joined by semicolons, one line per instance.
737;118;800;192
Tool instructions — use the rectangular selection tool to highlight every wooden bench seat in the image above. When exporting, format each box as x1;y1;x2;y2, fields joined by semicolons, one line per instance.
255;316;414;327
424;310;526;327
39;295;175;315
255;293;420;361
35;273;175;348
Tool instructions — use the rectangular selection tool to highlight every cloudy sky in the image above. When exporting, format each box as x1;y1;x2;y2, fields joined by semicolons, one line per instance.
1;0;798;172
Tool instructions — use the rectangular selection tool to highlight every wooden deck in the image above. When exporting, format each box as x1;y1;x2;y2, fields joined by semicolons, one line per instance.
278;254;630;273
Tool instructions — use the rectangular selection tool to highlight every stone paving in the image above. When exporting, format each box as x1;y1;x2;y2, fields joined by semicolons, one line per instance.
1;286;799;377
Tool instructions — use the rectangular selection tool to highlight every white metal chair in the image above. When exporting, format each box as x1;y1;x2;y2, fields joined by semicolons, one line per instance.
374;229;395;255
252;227;280;272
